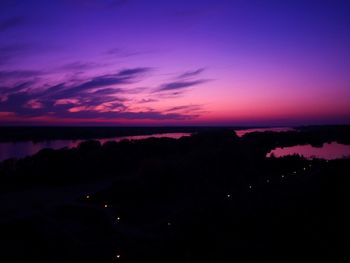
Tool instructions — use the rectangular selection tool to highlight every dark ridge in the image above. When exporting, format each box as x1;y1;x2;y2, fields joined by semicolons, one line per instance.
0;126;349;262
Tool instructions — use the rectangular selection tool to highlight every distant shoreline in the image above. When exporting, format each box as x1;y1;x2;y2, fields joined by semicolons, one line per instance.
0;125;349;142
0;126;254;142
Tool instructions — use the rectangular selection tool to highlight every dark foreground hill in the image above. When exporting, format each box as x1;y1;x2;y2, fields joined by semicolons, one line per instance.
0;128;349;262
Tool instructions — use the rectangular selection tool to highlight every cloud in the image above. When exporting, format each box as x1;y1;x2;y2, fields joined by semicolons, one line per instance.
0;16;26;32
177;68;205;79
24;99;44;109
54;99;80;106
62;110;195;120
154;67;210;93
105;47;157;58
139;98;158;104
0;91;40;115
118;67;151;76
81;96;125;107
0;66;204;121
59;61;103;71
157;79;209;92
90;88;123;95
68;101;126;113
45;67;152;100
123;87;148;94
156;91;185;99
1;81;32;93
166;104;202;113
60;76;128;96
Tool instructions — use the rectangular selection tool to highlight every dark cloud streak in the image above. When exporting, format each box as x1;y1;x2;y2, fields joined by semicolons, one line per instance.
166;104;202;112
63;110;195;120
155;67;209;93
0;63;207;121
0;67;198;120
177;68;205;79
157;79;209;92
45;67;152;100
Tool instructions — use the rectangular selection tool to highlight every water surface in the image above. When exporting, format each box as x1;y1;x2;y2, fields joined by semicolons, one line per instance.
267;142;350;160
235;127;295;137
0;133;191;162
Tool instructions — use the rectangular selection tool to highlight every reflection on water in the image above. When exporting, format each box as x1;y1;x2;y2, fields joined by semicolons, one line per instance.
267;142;350;160
0;133;191;162
235;127;295;137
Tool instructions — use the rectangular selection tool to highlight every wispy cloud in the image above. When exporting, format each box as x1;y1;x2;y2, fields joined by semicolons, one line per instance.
177;68;205;79
62;110;190;120
155;91;185;99
58;61;103;71
157;79;209;92
166;104;202;113
104;47;158;59
0;66;202;121
46;67;152;100
139;98;158;104
155;67;210;93
105;48;143;57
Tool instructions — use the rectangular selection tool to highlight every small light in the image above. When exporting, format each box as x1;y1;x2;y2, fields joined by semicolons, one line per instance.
293;171;296;174
281;175;284;178
116;254;121;259
227;194;231;198
266;179;270;183
303;167;306;171
117;217;120;221
104;204;108;208
86;195;90;199
168;222;171;226
249;185;252;189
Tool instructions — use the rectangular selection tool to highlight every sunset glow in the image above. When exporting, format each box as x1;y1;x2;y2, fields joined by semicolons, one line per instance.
1;0;350;126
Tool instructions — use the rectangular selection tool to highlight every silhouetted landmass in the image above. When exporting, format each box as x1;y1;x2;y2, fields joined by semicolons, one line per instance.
0;126;245;142
0;126;349;262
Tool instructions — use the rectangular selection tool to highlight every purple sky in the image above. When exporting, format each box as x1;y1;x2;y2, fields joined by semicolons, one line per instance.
1;0;350;126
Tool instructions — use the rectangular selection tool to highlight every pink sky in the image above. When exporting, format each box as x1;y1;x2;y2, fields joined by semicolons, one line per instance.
1;0;350;126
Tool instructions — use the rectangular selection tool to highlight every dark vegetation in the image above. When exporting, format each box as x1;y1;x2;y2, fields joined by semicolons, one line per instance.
0;126;231;142
0;126;349;262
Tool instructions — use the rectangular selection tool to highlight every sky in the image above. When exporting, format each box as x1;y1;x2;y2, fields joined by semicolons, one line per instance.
0;0;350;126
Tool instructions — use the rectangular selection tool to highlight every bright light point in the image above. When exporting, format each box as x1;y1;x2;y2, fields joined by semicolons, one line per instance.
86;195;90;199
168;222;171;226
117;217;120;221
104;204;108;208
116;254;121;259
281;175;284;178
266;179;270;183
227;194;231;198
249;185;252;189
